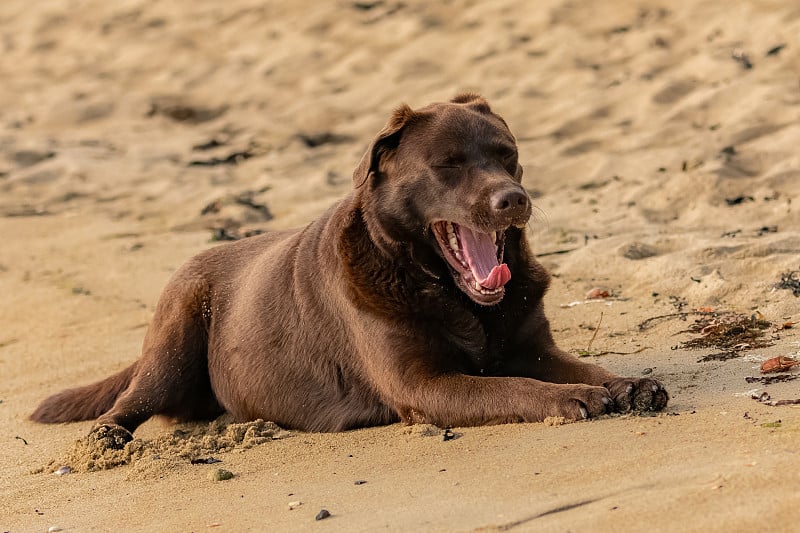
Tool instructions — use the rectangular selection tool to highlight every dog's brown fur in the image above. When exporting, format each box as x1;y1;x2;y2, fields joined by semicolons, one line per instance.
32;94;667;439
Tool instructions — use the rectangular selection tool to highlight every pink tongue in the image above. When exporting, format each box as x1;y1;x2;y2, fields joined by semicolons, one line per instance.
458;226;511;289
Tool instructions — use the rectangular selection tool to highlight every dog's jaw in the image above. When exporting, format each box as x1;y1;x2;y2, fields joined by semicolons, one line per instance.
431;221;509;306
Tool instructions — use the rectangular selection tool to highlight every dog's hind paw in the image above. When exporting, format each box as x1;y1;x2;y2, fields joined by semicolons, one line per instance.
90;424;133;450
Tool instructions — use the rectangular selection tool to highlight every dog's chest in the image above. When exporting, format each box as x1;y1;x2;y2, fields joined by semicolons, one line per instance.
434;306;513;376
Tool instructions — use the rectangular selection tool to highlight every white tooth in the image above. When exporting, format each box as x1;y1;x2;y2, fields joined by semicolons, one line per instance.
449;236;458;250
492;231;497;243
454;251;463;260
475;281;482;291
446;222;454;235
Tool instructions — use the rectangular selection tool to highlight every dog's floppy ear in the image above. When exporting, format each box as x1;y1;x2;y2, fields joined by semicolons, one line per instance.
353;104;416;188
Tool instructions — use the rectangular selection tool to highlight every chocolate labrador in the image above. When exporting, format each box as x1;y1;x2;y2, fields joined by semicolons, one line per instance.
32;93;667;443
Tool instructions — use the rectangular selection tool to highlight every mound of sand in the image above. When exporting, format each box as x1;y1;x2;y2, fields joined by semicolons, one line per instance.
38;418;289;479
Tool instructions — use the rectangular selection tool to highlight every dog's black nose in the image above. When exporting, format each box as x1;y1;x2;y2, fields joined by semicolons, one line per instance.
490;188;528;217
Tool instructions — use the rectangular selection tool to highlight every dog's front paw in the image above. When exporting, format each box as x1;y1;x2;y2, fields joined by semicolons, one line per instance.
604;378;668;413
91;424;133;450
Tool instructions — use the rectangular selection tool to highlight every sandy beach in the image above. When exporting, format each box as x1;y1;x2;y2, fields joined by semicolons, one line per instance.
2;0;800;531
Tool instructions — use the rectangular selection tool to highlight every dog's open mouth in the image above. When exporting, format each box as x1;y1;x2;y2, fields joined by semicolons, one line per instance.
431;221;510;305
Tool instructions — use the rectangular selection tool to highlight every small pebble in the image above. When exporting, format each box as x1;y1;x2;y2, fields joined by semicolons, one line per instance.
54;466;72;476
354;480;367;485
288;501;302;510
48;527;63;533
315;509;331;521
208;468;234;481
642;367;653;375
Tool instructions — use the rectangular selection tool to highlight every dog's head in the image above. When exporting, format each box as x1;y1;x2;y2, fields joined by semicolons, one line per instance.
352;93;532;306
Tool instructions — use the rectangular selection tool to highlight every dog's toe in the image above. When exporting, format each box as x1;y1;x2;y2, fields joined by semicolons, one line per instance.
561;385;612;420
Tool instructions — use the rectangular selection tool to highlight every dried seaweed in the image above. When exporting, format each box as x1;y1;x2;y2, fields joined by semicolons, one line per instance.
775;270;800;297
637;309;721;331
681;312;773;351
745;374;800;385
697;351;741;363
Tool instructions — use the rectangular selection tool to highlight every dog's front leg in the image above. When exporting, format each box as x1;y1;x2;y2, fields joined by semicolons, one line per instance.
357;333;613;425
506;314;669;414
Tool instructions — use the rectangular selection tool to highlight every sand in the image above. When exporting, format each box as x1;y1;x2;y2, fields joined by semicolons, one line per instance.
2;0;800;531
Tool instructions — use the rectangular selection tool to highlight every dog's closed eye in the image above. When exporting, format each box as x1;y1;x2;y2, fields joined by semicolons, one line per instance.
494;145;517;161
434;153;467;169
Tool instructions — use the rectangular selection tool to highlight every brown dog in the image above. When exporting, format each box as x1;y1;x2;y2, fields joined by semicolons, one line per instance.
32;94;667;443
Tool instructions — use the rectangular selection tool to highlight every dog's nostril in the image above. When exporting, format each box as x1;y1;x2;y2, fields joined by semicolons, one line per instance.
491;190;528;213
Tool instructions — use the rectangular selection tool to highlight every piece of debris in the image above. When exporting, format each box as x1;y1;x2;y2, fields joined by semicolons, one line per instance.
766;44;786;56
191;457;222;465
669;296;688;312
725;195;754;206
15;436;28;445
775;270;800;297
585;311;604;352
315;509;332;521
751;391;800;406
585;288;610;299
576;346;650;357
697;351;741;363
442;428;456;441
188;149;254;167
745;374;799;385
760;356;800;373
54;466;72;476
288;501;303;510
561;294;631;309
756;225;777;236
731;48;753;69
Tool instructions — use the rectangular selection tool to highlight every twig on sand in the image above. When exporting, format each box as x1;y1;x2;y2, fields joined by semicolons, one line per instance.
637;310;720;331
537;247;579;257
575;346;650;358
586;312;604;352
751;391;800;406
